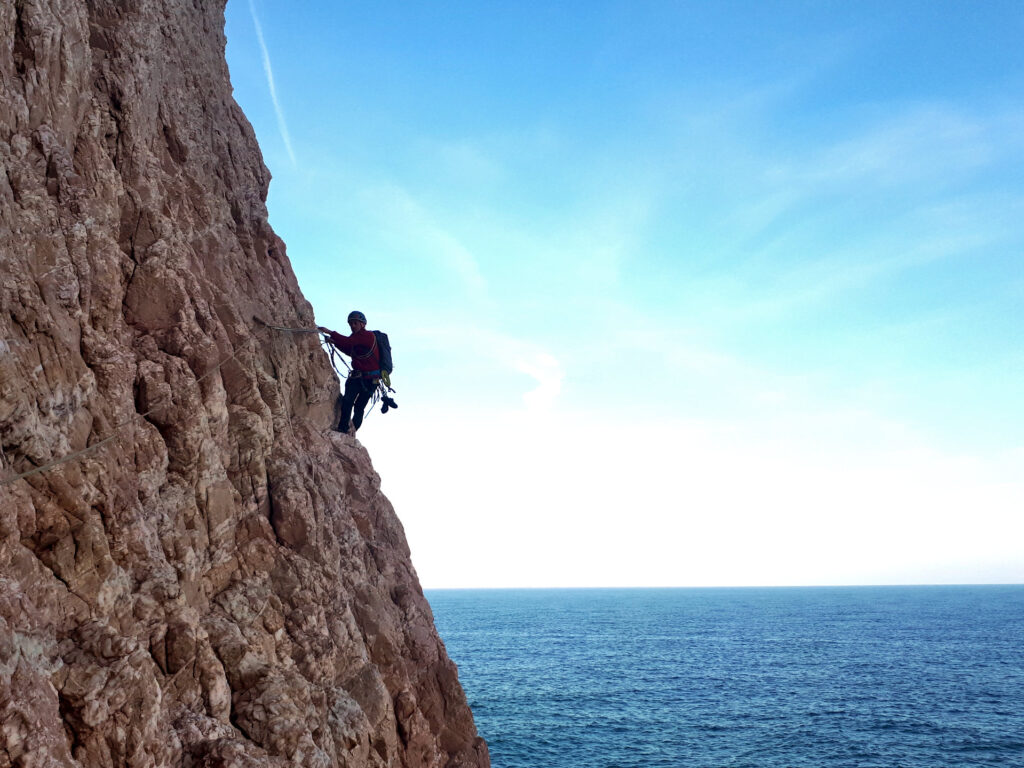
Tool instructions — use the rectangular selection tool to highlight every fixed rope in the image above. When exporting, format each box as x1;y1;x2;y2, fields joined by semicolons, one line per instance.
254;314;351;375
252;317;321;334
0;343;248;489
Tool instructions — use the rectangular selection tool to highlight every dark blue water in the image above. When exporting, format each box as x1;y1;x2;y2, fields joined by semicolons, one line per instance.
426;586;1024;768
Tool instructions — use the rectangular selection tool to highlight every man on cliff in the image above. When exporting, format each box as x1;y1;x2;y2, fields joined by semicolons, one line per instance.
318;311;380;434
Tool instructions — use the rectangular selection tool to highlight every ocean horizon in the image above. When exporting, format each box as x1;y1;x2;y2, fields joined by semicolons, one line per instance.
427;585;1024;768
426;583;1024;590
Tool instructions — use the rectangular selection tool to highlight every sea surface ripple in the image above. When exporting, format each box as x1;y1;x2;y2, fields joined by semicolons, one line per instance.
426;586;1024;768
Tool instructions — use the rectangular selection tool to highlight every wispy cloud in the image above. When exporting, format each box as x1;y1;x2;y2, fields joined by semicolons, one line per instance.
431;139;505;185
405;323;564;410
248;0;296;166
362;183;489;304
801;105;997;188
639;93;1024;324
514;352;563;411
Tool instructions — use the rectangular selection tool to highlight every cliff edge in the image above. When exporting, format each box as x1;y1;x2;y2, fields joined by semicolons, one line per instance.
0;1;488;766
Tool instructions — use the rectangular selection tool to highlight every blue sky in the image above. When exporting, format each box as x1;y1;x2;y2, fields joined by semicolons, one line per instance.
225;0;1023;587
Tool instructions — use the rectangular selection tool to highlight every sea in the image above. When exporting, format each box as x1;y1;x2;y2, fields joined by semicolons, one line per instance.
425;586;1024;768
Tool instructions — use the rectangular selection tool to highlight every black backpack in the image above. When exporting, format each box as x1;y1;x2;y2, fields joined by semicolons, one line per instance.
373;330;393;374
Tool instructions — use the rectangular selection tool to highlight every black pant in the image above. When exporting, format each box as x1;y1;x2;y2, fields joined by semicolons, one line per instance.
338;376;375;432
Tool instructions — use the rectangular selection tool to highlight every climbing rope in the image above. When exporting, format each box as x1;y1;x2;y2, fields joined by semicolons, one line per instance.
324;340;352;377
253;316;351;377
0;343;249;489
259;318;396;423
252;317;321;334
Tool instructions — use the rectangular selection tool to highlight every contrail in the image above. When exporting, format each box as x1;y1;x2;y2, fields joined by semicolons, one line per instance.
249;0;297;166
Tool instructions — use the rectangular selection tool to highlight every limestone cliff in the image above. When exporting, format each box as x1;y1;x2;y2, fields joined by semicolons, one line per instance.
0;1;488;766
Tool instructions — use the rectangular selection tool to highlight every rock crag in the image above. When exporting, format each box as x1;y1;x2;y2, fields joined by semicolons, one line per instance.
0;1;488;766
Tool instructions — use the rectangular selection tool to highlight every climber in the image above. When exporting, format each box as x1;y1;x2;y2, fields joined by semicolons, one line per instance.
318;311;380;434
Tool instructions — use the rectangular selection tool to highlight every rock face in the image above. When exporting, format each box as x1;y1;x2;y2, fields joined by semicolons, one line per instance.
0;2;488;767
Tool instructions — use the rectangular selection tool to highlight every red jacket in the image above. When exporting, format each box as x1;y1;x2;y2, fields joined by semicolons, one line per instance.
326;328;380;376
